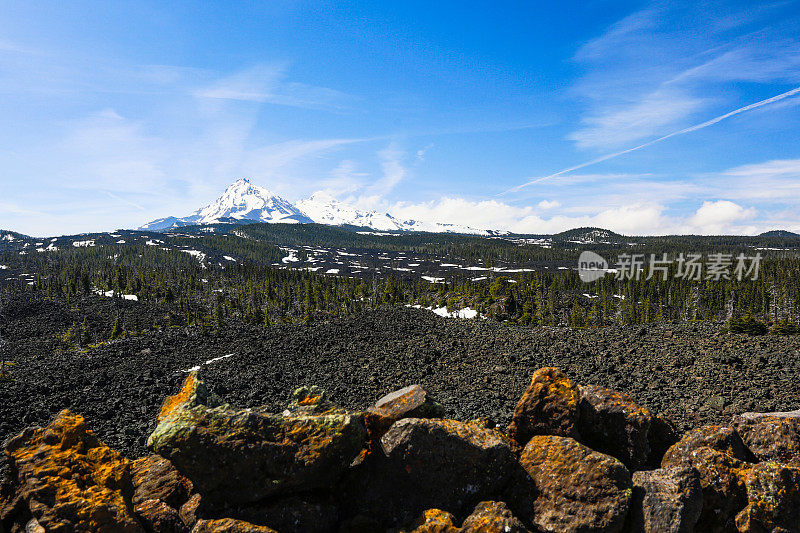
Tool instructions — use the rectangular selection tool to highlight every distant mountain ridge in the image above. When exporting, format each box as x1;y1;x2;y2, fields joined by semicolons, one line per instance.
759;230;800;237
140;178;491;235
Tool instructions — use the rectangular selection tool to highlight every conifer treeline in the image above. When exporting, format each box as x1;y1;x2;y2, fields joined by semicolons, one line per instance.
2;238;799;329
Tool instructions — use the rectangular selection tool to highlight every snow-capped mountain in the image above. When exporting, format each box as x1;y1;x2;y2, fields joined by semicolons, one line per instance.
296;192;407;231
140;178;491;235
140;179;312;231
295;191;491;235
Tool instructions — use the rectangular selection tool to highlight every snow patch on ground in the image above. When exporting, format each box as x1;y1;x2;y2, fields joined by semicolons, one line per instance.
93;289;138;301
281;249;300;263
72;240;95;248
325;268;340;274
180;249;207;268
181;353;235;373
410;304;481;319
421;276;445;283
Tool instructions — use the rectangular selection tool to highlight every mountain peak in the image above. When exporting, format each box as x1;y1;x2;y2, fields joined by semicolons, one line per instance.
140;179;490;235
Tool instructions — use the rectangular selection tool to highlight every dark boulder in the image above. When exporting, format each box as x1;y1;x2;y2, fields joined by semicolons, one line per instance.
578;384;675;471
732;414;800;465
147;374;366;507
506;367;581;447
629;466;702;533
345;417;522;527
3;410;144;532
735;461;800;532
518;435;632;533
662;430;753;533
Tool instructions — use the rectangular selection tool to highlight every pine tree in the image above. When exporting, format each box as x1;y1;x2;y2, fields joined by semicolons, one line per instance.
215;302;224;330
111;314;123;339
304;278;315;324
81;317;92;346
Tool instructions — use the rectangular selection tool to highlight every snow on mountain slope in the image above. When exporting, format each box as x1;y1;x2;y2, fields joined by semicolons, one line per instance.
140;178;493;235
396;218;490;236
194;178;312;224
296;191;491;235
140;179;312;230
296;192;405;231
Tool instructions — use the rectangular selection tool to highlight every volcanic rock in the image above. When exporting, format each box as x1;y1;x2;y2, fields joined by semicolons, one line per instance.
191;518;277;533
370;384;444;420
506;367;580;446
518;435;632;533
662;440;751;533
345;417;522;527
735;461;800;532
3;410;143;532
629;466;703;533
404;509;459;532
156;371;221;423
577;384;673;471
133;498;188;533
402;502;528;533
459;501;529;532
732;415;800;464
130;454;193;509
661;425;754;465
147;374;367;507
231;494;339;533
363;384;445;456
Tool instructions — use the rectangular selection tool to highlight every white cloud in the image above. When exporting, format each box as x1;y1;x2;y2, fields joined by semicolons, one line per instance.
381;196;768;236
700;158;800;201
353;143;409;209
537;200;561;210
416;143;434;161
685;200;756;234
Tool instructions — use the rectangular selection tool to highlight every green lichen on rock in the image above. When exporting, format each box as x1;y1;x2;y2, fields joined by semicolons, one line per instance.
147;376;366;507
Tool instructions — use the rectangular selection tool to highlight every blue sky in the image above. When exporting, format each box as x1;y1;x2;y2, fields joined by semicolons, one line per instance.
2;0;800;236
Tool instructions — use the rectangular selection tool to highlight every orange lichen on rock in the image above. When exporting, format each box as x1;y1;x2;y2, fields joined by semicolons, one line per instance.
506;367;581;447
147;383;366;506
459;501;529;532
401;502;529;533
404;508;460;532
662;429;754;533
192;518;278;532
735;462;800;532
4;409;144;532
519;435;632;533
157;372;200;423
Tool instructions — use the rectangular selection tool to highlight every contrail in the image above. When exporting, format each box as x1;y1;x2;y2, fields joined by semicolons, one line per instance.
502;85;800;195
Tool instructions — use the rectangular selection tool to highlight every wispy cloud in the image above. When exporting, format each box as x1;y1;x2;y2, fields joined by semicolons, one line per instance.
506;85;800;193
568;87;705;149
194;63;353;111
568;3;800;151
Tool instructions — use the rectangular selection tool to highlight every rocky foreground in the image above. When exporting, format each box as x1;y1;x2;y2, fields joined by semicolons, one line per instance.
4;293;800;473
2;367;800;532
